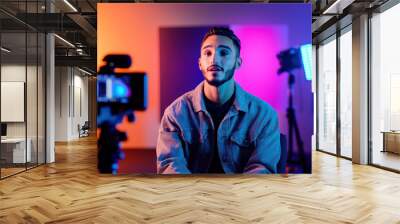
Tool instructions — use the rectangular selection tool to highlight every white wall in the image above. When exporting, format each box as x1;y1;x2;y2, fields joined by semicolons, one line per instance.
1;64;26;81
54;67;89;141
54;66;69;141
72;73;89;137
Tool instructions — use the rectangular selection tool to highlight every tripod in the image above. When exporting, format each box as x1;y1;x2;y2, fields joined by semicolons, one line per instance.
286;72;309;173
97;110;135;174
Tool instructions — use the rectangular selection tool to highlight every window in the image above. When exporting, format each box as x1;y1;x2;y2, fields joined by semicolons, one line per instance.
317;36;337;154
370;2;400;171
339;28;352;158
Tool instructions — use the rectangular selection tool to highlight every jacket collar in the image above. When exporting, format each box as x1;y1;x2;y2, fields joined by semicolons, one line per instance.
192;81;249;113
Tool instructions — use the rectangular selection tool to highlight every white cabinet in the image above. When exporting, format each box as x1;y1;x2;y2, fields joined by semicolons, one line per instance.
1;138;32;163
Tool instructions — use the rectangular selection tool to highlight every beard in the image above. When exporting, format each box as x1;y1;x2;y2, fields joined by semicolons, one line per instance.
203;63;236;87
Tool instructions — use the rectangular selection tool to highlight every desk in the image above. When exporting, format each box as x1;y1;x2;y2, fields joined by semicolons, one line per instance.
1;138;31;163
382;131;400;154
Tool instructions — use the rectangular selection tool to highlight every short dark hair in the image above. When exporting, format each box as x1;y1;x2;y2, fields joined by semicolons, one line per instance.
201;27;241;55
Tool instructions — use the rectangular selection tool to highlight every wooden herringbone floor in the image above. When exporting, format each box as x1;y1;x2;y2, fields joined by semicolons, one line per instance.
1;136;400;224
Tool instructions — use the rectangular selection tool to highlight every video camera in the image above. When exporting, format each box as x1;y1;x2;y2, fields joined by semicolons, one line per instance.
97;54;148;174
277;48;302;75
97;55;147;111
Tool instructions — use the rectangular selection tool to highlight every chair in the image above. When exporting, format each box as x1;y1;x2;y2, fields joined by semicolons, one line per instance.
78;121;90;138
277;133;288;174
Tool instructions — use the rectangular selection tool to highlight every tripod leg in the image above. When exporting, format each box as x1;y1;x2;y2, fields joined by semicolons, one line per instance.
287;108;294;163
291;112;309;173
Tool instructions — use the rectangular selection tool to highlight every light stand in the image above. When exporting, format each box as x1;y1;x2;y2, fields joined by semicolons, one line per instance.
277;47;310;173
286;71;308;172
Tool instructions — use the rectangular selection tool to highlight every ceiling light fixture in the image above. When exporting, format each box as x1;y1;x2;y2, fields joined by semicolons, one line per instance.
1;47;11;53
322;0;354;15
63;0;78;12
54;34;75;48
78;67;93;76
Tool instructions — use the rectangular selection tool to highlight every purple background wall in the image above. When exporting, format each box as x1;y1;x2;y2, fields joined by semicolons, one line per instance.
159;27;210;119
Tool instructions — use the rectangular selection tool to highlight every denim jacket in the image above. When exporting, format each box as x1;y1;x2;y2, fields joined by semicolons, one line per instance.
156;81;281;174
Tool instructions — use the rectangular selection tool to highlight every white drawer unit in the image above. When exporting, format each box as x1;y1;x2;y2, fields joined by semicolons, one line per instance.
1;138;32;163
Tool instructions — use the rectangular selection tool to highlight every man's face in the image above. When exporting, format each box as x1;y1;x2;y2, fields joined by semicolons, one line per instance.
199;35;241;87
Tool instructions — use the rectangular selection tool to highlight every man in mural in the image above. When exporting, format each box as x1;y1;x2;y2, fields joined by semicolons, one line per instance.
156;27;281;174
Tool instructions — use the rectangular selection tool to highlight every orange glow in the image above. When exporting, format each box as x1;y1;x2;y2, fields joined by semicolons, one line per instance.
96;128;101;139
98;4;162;150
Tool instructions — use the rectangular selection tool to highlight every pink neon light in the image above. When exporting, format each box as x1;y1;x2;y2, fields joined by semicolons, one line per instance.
231;25;288;112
